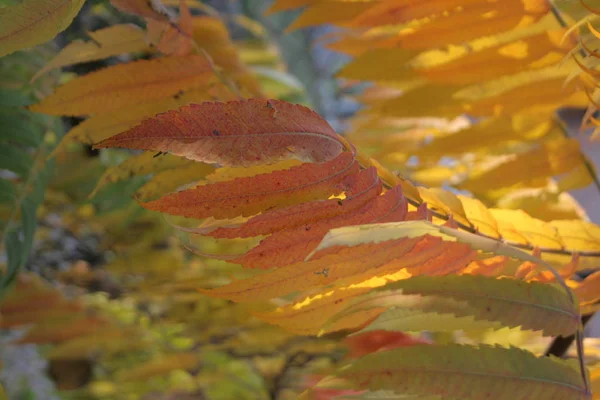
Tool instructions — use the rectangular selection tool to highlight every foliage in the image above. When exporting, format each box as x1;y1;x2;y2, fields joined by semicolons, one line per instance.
276;0;599;220
0;0;85;57
0;47;62;298
3;0;600;399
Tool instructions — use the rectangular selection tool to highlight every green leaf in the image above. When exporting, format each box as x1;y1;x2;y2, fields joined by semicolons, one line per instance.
0;143;33;177
2;229;22;289
0;179;16;203
0;87;32;107
0;106;43;147
19;198;37;263
377;275;578;337
335;344;587;400
320;291;500;336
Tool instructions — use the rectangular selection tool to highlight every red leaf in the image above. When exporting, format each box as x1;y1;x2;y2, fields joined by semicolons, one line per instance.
209;167;382;238
344;330;431;359
233;185;408;268
95;99;346;166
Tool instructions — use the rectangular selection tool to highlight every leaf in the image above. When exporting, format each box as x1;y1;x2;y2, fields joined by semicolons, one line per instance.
47;327;146;360
347;0;544;28
416;117;555;162
205;159;305;182
285;1;373;32
0;0;85;57
323;291;503;336
0;179;16;204
358;308;503;336
573;270;600;304
458;195;500;239
334;344;587;400
118;352;200;382
31;24;150;81
90;152;193;197
417;187;470;227
379;275;578;337
110;0;172;21
459;138;584;195
201;238;419;301
51;86;234;156
189;16;263;97
0;143;32;178
487;208;564;248
202;235;478;300
462;77;587;117
16;315;110;344
344;330;431;359
0;301;83;329
209;167;381;239
232;185;409;269
255;286;375;335
135;161;216;201
146;0;193;56
30;55;215;116
140;151;358;220
0;106;43;147
94;99;346;166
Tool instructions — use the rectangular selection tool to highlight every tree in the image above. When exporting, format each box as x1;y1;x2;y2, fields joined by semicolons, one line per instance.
1;0;600;399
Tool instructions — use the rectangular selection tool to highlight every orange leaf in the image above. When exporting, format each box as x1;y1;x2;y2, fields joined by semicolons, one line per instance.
574;269;600;304
0;302;84;329
202;235;475;302
201;238;422;302
255;287;374;335
141;151;358;220
95;99;346;166
146;0;193;56
347;0;515;27
30;55;214;116
17;316;110;344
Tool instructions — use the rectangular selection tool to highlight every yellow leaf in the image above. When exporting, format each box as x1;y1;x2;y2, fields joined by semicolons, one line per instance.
459;138;584;195
417;118;554;162
90;152;194;198
488;208;563;249
118;353;200;382
591;363;600;400
496;189;587;221
136;162;217;201
458;195;500;239
31;24;150;81
417;187;470;227
0;0;85;57
418;31;571;85
205;159;304;182
557;163;596;192
48;328;146;360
